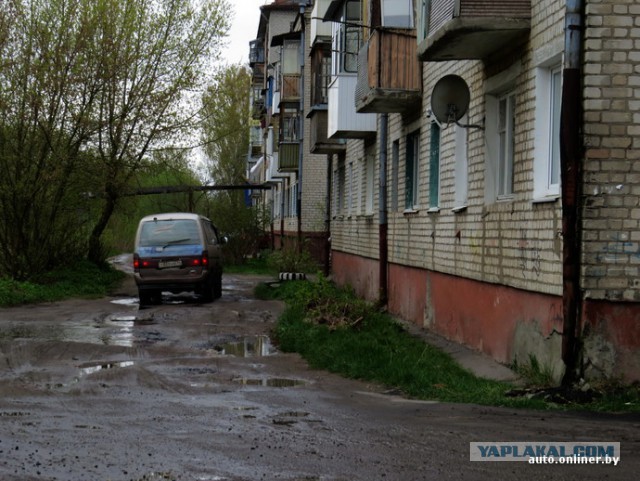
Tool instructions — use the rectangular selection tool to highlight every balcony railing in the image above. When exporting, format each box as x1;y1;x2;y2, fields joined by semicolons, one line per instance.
417;0;531;61
355;29;422;114
278;142;299;172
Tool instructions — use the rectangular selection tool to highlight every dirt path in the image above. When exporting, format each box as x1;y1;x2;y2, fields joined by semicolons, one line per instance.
0;273;638;480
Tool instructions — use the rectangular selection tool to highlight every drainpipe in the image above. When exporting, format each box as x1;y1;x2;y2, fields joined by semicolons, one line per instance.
379;113;389;305
296;1;306;252
560;0;584;386
324;154;333;276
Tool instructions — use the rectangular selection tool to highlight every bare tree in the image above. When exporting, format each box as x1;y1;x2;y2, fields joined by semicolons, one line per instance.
86;0;230;262
0;0;230;277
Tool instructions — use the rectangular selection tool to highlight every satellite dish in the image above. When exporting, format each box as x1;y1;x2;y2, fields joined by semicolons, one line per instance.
430;75;471;124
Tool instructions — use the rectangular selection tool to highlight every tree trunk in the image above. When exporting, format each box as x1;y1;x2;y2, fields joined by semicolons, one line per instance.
88;192;118;264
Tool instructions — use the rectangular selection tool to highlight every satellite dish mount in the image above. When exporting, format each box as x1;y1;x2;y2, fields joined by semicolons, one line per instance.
430;75;483;130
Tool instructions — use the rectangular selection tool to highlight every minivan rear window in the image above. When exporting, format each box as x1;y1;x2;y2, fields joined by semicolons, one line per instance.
139;219;201;247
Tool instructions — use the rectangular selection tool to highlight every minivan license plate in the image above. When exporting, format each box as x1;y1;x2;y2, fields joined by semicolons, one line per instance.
158;260;182;269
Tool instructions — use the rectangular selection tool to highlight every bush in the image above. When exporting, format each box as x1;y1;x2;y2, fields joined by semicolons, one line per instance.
0;261;125;307
266;247;318;273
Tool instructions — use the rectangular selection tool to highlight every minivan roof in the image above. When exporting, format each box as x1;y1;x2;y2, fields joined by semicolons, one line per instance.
139;212;209;223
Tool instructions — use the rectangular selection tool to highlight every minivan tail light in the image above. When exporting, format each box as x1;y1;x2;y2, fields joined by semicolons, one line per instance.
201;251;208;266
133;254;140;272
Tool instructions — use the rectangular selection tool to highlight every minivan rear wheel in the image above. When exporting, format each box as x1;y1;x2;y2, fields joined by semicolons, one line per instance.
199;278;214;303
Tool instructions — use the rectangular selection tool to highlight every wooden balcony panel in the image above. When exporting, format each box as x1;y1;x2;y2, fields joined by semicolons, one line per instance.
356;30;422;114
281;75;301;102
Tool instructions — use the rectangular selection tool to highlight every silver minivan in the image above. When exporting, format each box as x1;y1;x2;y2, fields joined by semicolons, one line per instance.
133;213;225;306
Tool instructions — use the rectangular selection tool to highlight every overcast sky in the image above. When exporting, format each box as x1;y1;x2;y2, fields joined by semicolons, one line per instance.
220;0;270;65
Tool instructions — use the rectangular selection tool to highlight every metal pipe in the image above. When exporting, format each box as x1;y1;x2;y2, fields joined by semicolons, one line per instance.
379;113;389;305
560;0;584;385
296;2;306;252
324;154;333;276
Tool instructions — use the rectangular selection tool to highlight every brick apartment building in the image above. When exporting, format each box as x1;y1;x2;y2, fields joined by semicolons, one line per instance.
250;0;640;382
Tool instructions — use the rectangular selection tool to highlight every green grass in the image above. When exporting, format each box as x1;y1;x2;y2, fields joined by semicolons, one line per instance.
263;278;640;412
224;256;276;275
0;261;125;307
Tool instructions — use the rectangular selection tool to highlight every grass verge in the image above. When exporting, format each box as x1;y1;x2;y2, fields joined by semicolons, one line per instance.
260;277;640;412
0;261;125;307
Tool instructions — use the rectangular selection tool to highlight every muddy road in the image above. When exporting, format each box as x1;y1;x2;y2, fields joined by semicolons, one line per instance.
0;269;638;481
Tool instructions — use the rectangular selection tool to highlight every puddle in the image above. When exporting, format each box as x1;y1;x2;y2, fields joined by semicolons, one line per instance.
232;377;305;387
110;298;139;306
207;335;276;357
78;360;135;376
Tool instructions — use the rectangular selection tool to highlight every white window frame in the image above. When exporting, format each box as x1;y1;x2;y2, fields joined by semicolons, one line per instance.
534;56;563;201
484;63;520;203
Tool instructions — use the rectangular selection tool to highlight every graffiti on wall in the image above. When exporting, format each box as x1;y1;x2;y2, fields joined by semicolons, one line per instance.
597;232;640;264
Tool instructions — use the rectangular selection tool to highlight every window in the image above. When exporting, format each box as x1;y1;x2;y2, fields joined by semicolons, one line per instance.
391;139;400;211
347;161;355;215
428;122;440;209
497;92;515;198
335;157;346;215
281;108;299;142
405;130;420;210
381;0;414;28
311;49;331;105
484;63;520;203
417;0;430;42
454;120;468;209
534;63;562;200
333;0;361;74
290;182;298;218
365;152;375;214
282;40;300;75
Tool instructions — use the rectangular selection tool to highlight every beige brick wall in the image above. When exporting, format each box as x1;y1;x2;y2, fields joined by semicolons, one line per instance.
583;0;640;301
333;0;569;297
331;0;639;302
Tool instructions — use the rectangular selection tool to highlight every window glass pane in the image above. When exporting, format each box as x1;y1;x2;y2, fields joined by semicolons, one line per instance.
497;93;515;197
382;0;413;28
282;40;299;74
429;123;440;207
405;131;419;209
342;1;361;72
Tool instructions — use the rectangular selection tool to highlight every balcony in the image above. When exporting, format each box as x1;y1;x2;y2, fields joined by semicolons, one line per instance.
417;0;531;61
309;107;346;155
278;142;299;172
328;74;377;139
355;29;422;114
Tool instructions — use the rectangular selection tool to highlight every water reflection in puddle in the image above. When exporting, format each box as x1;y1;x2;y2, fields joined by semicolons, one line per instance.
110;298;138;307
78;361;135;376
232;377;305;387
210;335;275;357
